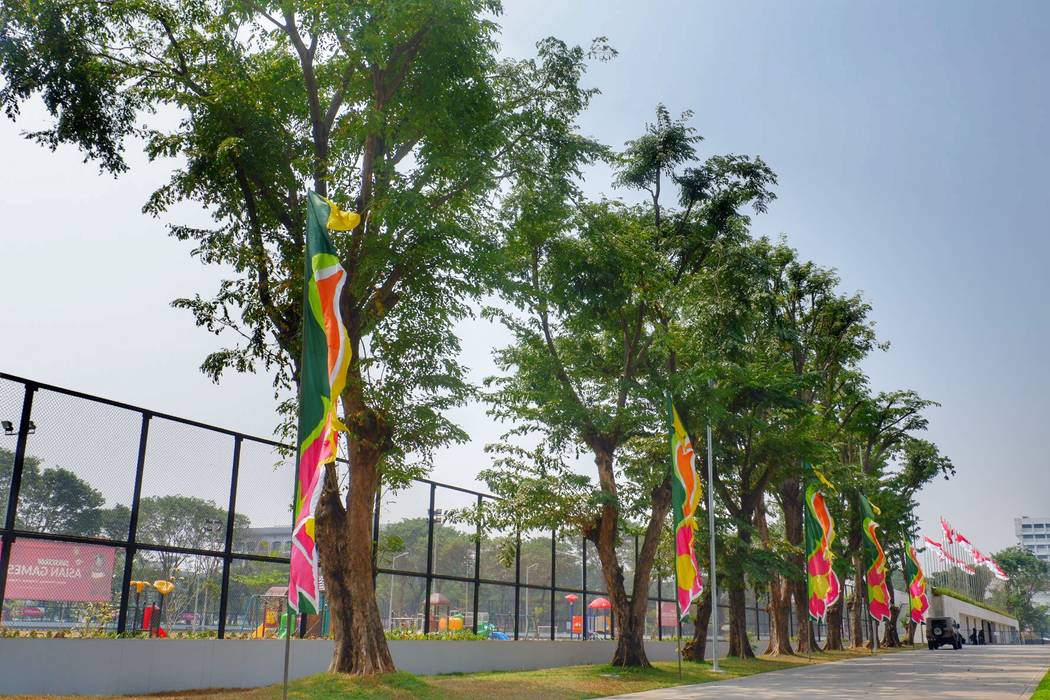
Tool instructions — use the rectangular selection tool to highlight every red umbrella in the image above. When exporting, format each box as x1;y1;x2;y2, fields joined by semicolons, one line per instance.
588;596;611;610
564;594;578;604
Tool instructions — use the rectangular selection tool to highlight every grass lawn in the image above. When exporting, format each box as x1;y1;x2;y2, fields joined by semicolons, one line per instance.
1031;664;1050;700
7;646;910;700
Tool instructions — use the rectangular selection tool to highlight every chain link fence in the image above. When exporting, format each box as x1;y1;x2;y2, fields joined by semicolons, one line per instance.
2;371;885;646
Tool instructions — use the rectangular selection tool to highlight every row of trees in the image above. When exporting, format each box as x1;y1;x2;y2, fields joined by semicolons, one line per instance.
1;0;1028;675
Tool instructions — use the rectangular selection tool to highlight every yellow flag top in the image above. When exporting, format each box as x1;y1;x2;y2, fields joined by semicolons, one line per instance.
321;196;361;231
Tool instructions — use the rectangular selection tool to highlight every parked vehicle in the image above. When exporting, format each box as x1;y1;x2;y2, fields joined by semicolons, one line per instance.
928;616;964;650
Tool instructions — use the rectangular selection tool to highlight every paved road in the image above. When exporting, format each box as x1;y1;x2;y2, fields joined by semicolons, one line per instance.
611;646;1050;699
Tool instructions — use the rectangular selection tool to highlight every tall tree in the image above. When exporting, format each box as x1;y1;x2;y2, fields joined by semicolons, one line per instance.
759;246;878;654
1;0;604;672
837;390;936;648
483;107;774;666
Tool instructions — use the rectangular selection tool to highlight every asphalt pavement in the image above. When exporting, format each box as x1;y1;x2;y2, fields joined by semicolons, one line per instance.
609;645;1050;699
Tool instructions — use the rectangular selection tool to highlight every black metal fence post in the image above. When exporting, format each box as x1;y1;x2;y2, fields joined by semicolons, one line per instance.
581;538;588;639
472;494;481;634
0;382;36;605
549;530;556;640
657;564;662;641
423;483;436;634
116;412;150;634
216;435;242;639
513;529;521;640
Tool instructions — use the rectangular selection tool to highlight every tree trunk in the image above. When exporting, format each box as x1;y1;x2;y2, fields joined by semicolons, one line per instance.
588;445;672;668
314;389;396;675
905;618;917;645
824;594;844;651
849;560;866;649
684;588;712;662
755;498;793;656
766;577;794;655
881;601;902;647
726;577;754;658
847;500;865;649
779;480;814;654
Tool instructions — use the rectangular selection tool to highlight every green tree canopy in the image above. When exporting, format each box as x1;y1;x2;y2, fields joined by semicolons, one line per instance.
1;447;105;536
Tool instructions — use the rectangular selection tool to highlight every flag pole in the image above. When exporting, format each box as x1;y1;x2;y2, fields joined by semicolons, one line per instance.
282;437;302;700
705;420;720;673
672;529;682;678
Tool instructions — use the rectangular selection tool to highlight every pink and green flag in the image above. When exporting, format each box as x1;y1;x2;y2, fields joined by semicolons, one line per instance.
860;496;890;622
903;541;929;624
667;397;703;620
803;468;840;621
288;192;357;615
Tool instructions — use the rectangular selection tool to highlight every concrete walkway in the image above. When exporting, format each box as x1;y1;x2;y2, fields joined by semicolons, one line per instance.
609;645;1050;699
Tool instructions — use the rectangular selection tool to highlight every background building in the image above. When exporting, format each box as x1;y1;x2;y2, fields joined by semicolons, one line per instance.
239;526;292;555
1015;516;1050;563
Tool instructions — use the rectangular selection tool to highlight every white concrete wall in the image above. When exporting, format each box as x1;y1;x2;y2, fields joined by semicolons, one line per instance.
929;592;1020;643
0;638;682;696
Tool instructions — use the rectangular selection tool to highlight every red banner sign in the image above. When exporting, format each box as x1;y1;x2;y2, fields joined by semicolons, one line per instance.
4;540;116;602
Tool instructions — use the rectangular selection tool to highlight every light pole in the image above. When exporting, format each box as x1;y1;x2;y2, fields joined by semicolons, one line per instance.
524;562;539;638
387;552;408;629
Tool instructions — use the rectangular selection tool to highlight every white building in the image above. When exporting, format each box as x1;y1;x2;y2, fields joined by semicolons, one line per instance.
238;525;292;555
1015;516;1050;563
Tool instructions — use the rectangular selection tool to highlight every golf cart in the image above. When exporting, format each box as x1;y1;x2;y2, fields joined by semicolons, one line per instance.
927;616;964;650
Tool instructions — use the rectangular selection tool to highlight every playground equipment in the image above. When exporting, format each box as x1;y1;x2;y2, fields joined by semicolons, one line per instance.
565;594;578;639
587;597;611;639
428;592;451;631
129;581;149;634
148;580;174;638
249;589;289;639
246;586;327;639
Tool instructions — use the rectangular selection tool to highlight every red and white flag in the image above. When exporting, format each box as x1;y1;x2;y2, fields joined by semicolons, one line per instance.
939;517;957;544
924;536;949;563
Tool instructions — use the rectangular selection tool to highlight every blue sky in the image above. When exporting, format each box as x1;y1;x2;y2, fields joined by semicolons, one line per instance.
1;1;1047;549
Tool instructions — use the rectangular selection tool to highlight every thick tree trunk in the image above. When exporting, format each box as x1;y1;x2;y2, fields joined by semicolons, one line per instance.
684;588;712;662
755;498;793;656
726;578;754;658
589;445;673;668
824;594;844;651
766;577;794;655
314;389;395;675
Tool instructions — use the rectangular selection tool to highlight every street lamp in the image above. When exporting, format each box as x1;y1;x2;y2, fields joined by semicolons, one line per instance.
387;552;408;629
565;593;578;639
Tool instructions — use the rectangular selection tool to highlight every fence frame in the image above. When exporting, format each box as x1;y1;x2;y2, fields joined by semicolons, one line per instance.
0;371;780;643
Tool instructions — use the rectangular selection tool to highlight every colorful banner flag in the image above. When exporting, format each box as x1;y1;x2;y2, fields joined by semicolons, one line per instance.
667;397;703;621
903;541;930;624
804;471;840;621
287;192;357;614
861;496;890;622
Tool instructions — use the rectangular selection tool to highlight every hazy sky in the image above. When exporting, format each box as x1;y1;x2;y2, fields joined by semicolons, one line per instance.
1;1;1047;550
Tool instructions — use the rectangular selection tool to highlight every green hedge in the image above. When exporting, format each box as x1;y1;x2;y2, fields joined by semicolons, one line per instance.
930;587;1012;618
